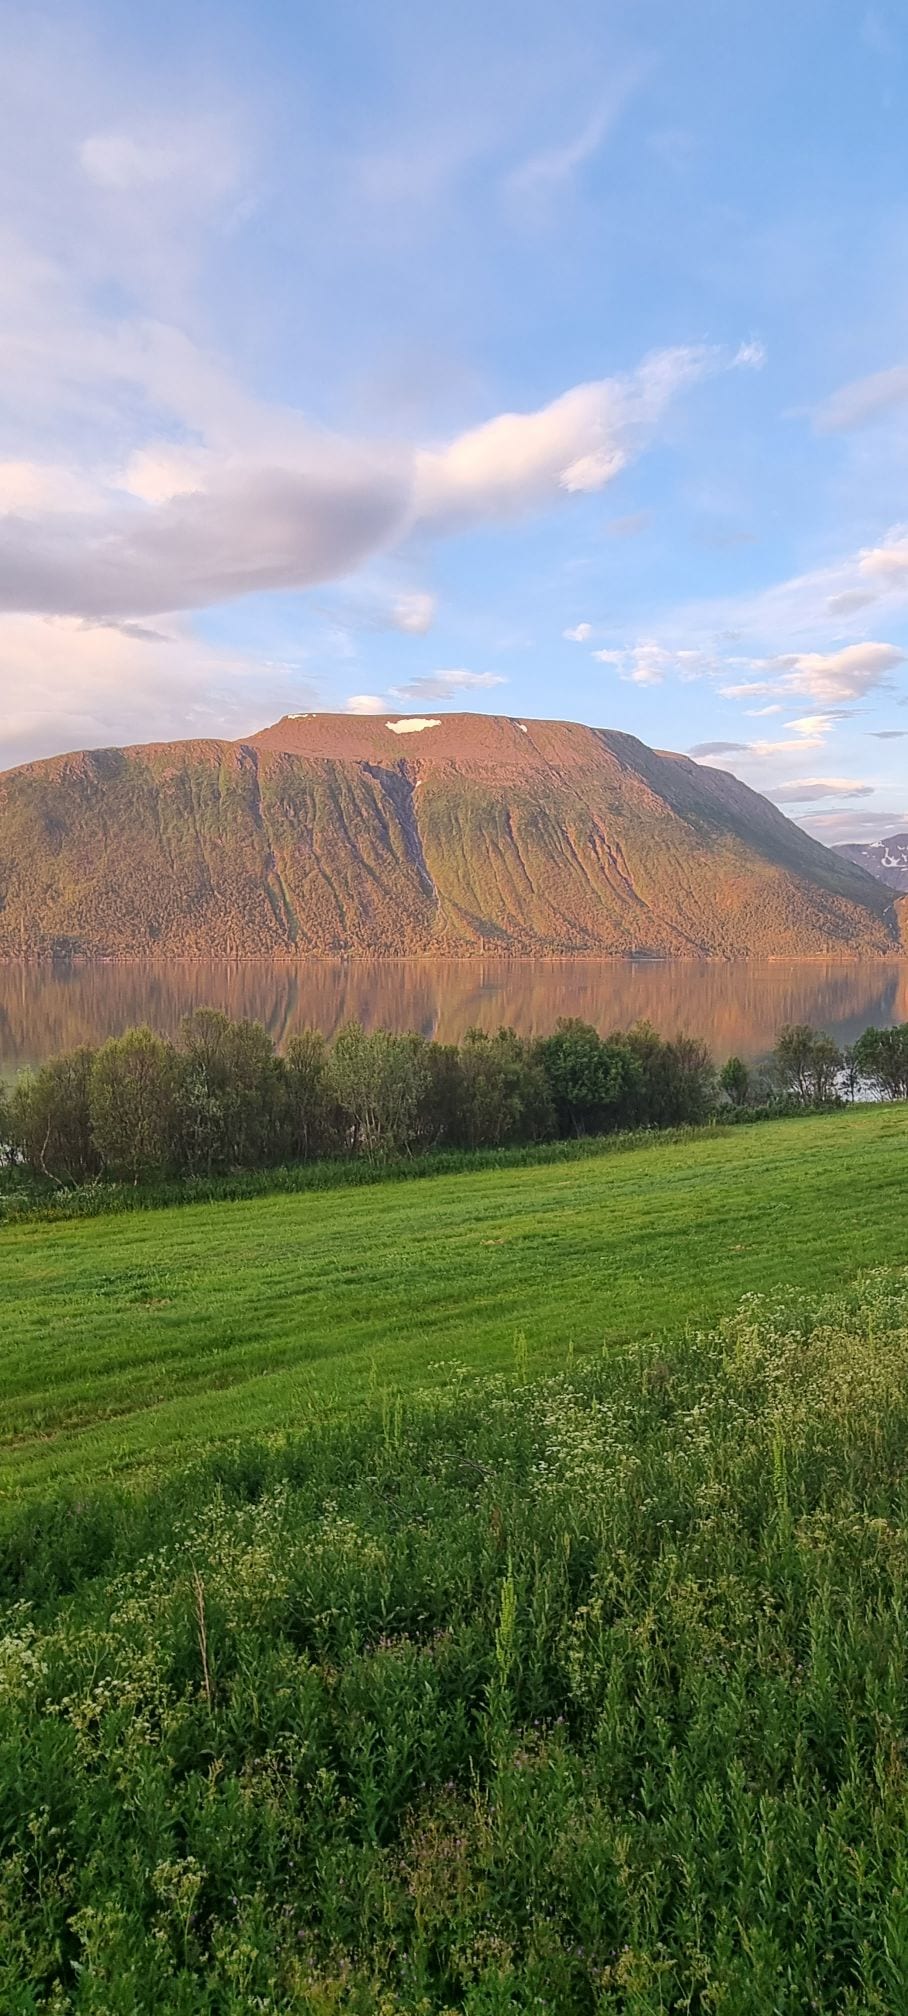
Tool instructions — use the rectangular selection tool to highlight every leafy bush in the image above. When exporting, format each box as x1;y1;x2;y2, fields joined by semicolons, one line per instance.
719;1053;750;1106
175;1009;288;1174
89;1026;182;1180
770;1022;843;1104
7;1046;99;1182
852;1022;908;1101
535;1017;642;1135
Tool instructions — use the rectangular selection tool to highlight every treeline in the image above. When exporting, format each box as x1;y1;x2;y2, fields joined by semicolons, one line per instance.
2;1011;906;1186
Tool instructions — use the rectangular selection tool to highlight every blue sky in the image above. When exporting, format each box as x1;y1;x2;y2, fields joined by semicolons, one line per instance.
2;0;907;840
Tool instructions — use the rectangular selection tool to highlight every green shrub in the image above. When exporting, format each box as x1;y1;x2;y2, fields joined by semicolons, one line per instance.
89;1027;181;1180
8;1046;99;1182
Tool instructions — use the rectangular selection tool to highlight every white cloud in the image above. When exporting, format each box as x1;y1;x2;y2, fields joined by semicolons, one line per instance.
563;622;592;642
719;643;904;708
390;590;436;634
412;344;751;530
345;694;386;715
785;713;841;737
595;639;704;687
733;339;767;370
858;535;908;586
768;642;905;702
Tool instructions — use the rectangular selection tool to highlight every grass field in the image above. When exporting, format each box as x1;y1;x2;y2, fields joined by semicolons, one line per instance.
5;1267;908;2011
2;1103;907;1501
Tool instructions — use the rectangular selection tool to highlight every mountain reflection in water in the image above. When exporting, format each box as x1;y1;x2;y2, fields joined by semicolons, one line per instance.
1;957;907;1077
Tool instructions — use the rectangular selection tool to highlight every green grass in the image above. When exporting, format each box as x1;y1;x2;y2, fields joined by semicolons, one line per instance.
2;1103;907;1502
5;1268;908;2012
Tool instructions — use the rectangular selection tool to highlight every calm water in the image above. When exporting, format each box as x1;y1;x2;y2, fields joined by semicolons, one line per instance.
1;958;907;1077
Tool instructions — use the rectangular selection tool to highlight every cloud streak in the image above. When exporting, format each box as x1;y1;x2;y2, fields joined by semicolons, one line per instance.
814;362;908;432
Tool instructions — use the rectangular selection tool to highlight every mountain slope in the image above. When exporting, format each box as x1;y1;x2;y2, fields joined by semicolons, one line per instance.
0;712;901;958
835;833;908;894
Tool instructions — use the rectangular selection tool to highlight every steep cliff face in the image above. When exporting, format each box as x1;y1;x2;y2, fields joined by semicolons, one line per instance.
0;713;901;958
835;834;908;894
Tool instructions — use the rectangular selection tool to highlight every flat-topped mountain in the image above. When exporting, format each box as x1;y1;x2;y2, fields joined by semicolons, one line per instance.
835;833;908;894
0;711;902;959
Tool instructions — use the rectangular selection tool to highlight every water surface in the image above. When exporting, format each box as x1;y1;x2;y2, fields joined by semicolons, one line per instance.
2;958;907;1077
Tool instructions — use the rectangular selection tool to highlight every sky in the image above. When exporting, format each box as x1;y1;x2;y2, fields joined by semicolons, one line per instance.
1;0;907;843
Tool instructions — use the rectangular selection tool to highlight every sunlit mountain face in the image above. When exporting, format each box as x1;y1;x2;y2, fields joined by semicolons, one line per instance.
0;712;900;961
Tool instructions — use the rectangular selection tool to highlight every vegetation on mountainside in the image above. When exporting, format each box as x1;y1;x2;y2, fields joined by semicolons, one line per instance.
2;1104;907;1500
0;713;899;957
5;1270;908;2011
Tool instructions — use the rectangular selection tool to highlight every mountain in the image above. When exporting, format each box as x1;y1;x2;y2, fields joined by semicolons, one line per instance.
835;833;908;894
0;712;902;959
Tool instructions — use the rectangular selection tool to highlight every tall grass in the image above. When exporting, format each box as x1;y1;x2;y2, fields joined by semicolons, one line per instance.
4;1270;908;2010
0;1102;808;1227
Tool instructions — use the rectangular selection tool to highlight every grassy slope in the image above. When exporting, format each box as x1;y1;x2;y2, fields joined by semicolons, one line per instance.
2;1104;907;1500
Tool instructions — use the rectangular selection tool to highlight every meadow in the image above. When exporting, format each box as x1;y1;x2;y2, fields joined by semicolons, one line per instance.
4;1266;908;2011
5;1103;908;2010
2;1102;907;1502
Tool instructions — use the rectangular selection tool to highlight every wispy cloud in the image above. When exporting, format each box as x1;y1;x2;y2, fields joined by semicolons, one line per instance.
814;363;908;432
767;778;875;804
79;116;245;204
390;669;506;702
594;641;671;686
506;66;644;200
596;640;717;687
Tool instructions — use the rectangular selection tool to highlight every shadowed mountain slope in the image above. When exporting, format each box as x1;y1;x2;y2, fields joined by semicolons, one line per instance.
0;712;902;958
835;833;908;894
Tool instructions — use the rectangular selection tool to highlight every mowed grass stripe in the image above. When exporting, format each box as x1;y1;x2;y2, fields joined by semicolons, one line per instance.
2;1104;906;1497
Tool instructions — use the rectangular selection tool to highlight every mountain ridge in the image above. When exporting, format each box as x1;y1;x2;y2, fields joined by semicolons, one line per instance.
0;712;902;960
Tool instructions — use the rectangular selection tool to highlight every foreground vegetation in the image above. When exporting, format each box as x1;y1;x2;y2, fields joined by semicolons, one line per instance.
2;1104;907;1500
4;1269;908;2011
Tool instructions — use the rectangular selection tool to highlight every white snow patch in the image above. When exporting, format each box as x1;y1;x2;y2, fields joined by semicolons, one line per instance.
386;717;441;735
517;722;528;733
